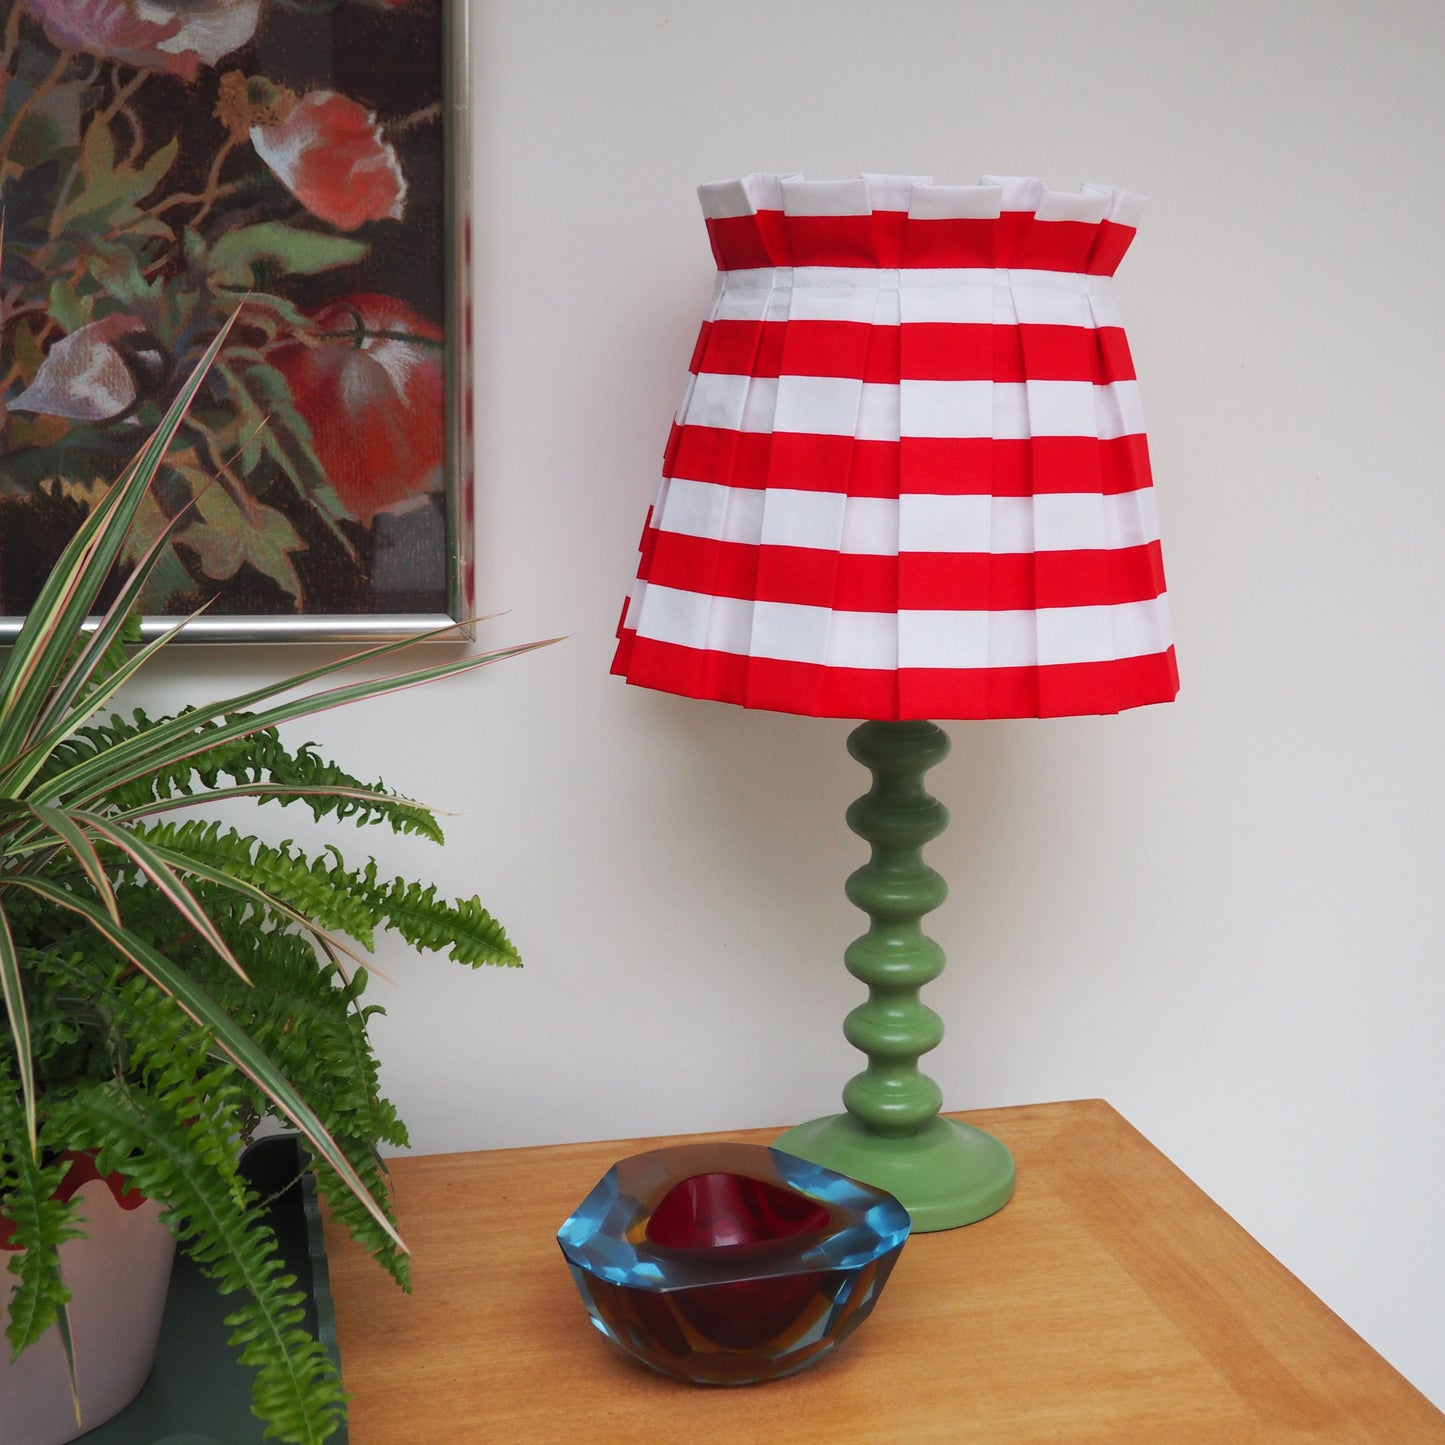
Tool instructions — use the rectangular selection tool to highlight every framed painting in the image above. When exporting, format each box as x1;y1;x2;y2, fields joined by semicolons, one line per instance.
0;0;472;642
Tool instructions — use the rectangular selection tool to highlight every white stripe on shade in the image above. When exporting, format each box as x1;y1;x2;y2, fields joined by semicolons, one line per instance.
679;374;782;432
788;273;904;324
898;597;1172;667
713;269;1125;330
632;586;1173;670
680;374;1143;441
654;475;761;545
656;478;1160;555
902;379;1144;440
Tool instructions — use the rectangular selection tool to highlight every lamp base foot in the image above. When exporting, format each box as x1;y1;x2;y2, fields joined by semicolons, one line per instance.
773;1113;1015;1232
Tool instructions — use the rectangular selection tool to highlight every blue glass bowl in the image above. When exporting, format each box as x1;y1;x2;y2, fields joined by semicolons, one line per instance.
556;1142;911;1385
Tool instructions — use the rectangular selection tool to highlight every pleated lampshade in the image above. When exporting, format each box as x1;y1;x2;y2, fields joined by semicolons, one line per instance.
612;172;1178;721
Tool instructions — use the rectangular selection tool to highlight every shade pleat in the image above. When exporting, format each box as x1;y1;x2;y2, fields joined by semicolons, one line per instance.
728;279;779;713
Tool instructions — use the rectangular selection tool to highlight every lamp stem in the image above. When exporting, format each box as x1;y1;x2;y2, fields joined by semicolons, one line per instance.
840;720;951;1137
774;720;1015;1231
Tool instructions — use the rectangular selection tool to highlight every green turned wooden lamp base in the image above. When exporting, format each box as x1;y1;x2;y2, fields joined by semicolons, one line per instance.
777;718;1016;1232
775;1112;1015;1231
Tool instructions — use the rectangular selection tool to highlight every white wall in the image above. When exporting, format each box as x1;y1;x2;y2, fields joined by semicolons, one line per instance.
138;0;1445;1409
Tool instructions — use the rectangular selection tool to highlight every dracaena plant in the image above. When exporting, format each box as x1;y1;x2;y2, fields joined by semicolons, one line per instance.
0;320;547;1442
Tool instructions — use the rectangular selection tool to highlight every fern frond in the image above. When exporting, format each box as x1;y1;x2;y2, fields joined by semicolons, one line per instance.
219;961;411;1287
14;873;403;1255
48;981;347;1443
31;710;181;811
373;875;521;968
71;907;413;1289
0;1056;83;1359
185;938;406;1147
34;714;444;843
131;820;382;945
125;819;518;967
216;733;444;841
309;1146;410;1292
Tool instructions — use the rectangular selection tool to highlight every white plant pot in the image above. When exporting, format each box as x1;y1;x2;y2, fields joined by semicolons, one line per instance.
0;1176;176;1445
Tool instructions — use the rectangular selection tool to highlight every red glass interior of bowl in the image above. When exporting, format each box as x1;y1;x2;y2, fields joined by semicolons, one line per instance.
645;1172;831;1255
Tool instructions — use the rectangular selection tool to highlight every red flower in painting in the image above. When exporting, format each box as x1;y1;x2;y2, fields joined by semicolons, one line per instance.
273;296;443;527
25;0;261;81
251;92;407;232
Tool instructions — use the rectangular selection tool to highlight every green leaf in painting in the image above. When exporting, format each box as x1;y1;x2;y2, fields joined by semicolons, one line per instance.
80;113;115;185
208;224;369;288
88;242;160;306
46;279;92;337
214;360;271;475
114;212;176;243
245;362;329;489
60;130;179;229
5;81;85;168
235;291;315;341
132;140;181;207
10;322;45;385
171;462;305;601
183;228;209;267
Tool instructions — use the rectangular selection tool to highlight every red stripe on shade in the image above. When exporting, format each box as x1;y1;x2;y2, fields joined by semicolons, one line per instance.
900;435;1154;496
899;647;1179;718
638;532;1167;611
686;323;712;376
694;320;1137;384
664;425;1154;498
908;323;1136;382
706;209;790;270
1087;221;1137;277
613;634;1178;719
901;215;1022;268
705;211;1137;275
663;426;903;499
782;212;910;266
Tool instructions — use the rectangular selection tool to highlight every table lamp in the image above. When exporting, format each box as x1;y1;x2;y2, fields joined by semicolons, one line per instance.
612;173;1177;1231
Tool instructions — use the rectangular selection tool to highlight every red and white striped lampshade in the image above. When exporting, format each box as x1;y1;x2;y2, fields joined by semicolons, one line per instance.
612;174;1178;720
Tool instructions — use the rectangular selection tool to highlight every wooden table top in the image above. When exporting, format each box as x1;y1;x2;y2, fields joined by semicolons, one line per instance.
323;1100;1445;1443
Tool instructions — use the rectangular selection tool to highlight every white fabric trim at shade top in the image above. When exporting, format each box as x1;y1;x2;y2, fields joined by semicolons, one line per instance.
653;478;1161;555
695;174;1148;229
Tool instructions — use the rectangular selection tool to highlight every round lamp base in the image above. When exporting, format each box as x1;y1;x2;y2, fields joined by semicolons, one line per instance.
773;1113;1015;1232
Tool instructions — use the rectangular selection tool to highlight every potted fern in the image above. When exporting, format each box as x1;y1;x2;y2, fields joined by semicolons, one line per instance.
0;325;545;1441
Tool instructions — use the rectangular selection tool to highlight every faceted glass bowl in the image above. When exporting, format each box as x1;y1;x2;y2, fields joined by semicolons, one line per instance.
556;1142;911;1385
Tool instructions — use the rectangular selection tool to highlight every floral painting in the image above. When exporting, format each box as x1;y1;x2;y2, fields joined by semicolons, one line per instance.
0;0;461;632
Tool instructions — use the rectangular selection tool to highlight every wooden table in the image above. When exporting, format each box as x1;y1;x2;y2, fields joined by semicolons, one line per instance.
324;1100;1445;1442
